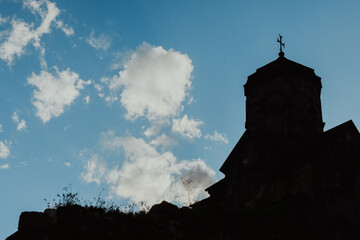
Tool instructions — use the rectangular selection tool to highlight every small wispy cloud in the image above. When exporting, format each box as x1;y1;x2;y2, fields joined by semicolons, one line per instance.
84;95;90;104
0;141;10;159
0;15;8;25
0;163;9;169
144;125;161;138
150;133;178;148
81;154;106;185
12;111;27;131
109;51;131;70
172;114;203;140
63;124;70;132
204;130;229;144
86;31;111;51
0;0;73;65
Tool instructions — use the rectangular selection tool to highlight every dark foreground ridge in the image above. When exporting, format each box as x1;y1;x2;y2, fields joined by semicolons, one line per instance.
7;198;360;240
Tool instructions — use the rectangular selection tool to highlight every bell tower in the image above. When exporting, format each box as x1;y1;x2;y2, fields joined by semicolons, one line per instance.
244;36;324;137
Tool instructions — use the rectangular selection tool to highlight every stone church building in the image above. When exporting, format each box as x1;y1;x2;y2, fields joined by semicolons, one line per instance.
201;44;360;232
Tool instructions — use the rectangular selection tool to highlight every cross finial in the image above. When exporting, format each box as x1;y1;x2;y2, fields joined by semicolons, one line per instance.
277;34;285;57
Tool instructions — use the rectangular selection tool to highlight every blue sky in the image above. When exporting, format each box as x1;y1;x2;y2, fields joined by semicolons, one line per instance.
1;0;360;238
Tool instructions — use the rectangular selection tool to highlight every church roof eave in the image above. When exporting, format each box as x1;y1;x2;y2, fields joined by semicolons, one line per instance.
219;130;249;174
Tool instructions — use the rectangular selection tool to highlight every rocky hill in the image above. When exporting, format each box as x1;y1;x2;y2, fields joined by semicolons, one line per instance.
7;196;360;240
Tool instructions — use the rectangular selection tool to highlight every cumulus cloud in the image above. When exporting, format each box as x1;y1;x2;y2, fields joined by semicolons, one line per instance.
64;162;71;167
81;131;215;206
101;134;178;204
103;42;193;122
12;111;27;131
86;31;111;51
0;0;73;65
0;141;10;159
27;67;90;123
171;114;203;139
204;130;229;144
174;158;216;204
0;124;3;132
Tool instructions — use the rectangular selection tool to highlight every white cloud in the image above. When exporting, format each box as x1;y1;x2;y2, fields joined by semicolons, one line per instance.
12;111;27;131
0;0;72;65
100;134;177;205
0;163;9;169
171;114;203;139
86;31;111;51
0;19;37;64
82;132;215;206
0;124;3;132
64;162;71;167
103;42;193;122
81;154;107;185
39;47;47;69
174;158;216;205
24;0;74;36
27;67;91;123
204;130;229;144
150;133;178;148
0;141;10;159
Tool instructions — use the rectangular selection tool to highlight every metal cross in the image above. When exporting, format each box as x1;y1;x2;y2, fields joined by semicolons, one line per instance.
277;34;285;53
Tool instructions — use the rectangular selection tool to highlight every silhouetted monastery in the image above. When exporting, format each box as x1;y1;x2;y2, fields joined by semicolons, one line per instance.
201;44;360;234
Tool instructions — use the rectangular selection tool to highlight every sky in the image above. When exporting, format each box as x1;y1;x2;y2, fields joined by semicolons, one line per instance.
1;0;360;238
